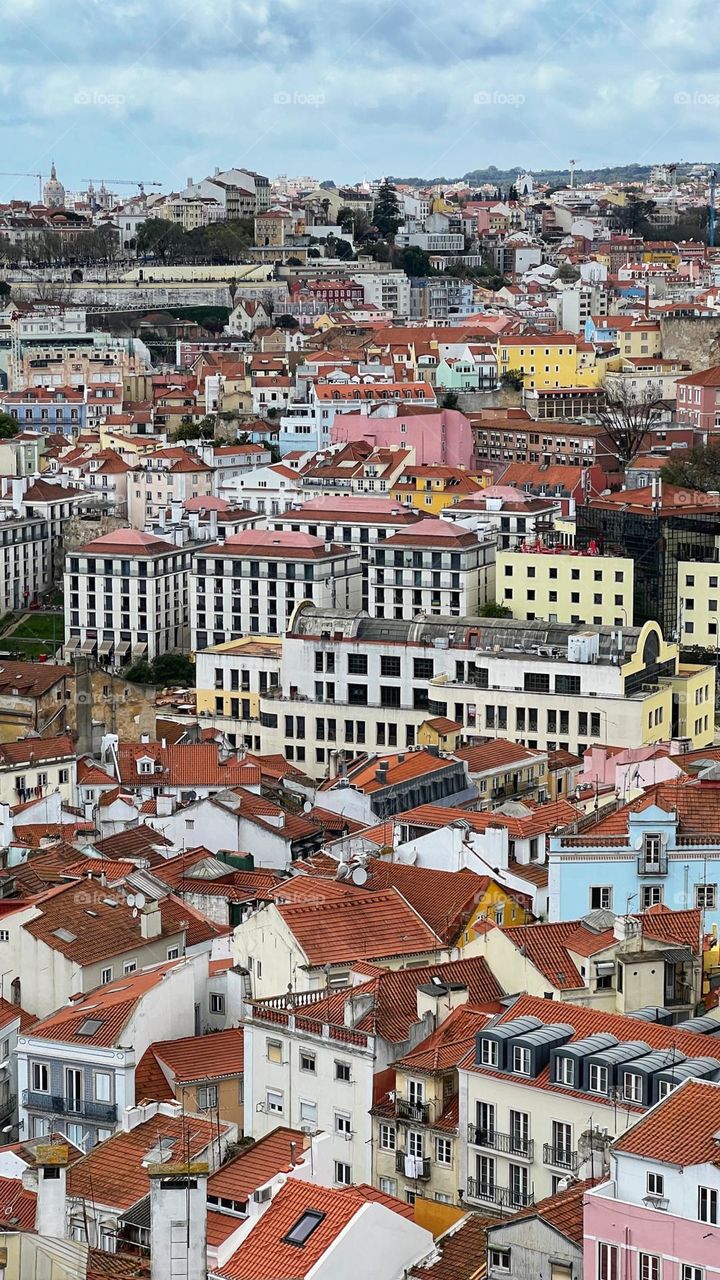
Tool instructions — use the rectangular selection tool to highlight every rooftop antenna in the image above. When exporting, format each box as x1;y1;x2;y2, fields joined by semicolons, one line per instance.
569;160;576;190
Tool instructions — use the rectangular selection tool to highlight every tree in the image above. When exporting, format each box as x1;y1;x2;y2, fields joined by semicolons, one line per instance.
276;314;299;329
125;659;154;684
398;245;433;277
0;280;10;301
373;179;402;240
595;383;664;468
502;369;525;391
441;390;460;409
337;206;354;232
613;194;657;235
662;444;720;492
151;653;195;686
479;601;513;617
0;413;18;439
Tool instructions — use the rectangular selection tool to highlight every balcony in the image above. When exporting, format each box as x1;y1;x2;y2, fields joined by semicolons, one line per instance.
23;1090;117;1123
467;1125;534;1160
395;1151;431;1180
637;854;668;876
396;1098;430;1125
465;1177;533;1211
542;1143;581;1172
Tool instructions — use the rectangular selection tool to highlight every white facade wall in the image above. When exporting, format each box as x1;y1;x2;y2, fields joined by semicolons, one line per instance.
64;545;192;662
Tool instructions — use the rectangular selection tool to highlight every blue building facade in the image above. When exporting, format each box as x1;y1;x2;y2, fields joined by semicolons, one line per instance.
1;389;86;436
549;800;720;930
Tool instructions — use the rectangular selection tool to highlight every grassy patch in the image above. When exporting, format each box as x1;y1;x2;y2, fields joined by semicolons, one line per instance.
7;613;64;657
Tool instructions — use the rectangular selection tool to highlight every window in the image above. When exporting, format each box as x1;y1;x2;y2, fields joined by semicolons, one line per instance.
696;884;717;909
379;1176;397;1196
555;1057;574;1086
266;1039;283;1064
480;1039;498;1067
512;1045;531;1075
94;1072;112;1103
347;654;368;675
647;1171;664;1197
639;1254;660;1280
167;946;180;961
31;1062;49;1093
100;967;113;985
435;1137;452;1165
123;960;137;975
598;1243;619;1280
335;1161;351;1186
334;1060;351;1082
414;658;434;679
380;655;401;677
210;993;225;1014
590;886;612;910
282;1209;325;1246
682;1268;704;1280
589;1063;608;1094
300;1050;316;1073
199;1084;219;1109
335;1112;351;1135
624;1072;642;1103
300;1099;317;1127
489;1248;511;1272
266;1089;283;1114
380;1124;396;1150
699;1185;718;1224
641;885;663;909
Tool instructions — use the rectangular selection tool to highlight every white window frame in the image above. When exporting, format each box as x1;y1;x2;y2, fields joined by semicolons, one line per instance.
266;1089;283;1114
31;1061;49;1093
435;1136;452;1166
512;1045;531;1075
334;1161;351;1186
589;1063;608;1094
699;1185;718;1224
334;1111;351;1136
379;1124;396;1150
489;1248;511;1273
480;1039;498;1066
639;1253;660;1280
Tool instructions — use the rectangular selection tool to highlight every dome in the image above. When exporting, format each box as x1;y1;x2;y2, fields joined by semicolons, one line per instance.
43;161;65;209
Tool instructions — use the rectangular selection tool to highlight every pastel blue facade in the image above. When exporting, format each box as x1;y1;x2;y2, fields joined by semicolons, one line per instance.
549;801;720;930
2;394;86;436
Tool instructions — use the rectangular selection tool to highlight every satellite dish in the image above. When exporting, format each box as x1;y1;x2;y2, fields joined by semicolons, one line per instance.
303;800;313;813
351;865;368;886
125;894;136;909
132;908;138;918
134;893;146;910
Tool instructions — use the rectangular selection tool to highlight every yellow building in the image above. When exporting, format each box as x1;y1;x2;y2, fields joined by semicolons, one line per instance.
195;636;282;749
455;880;534;946
670;664;715;747
496;332;602;391
498;548;635;626
390;465;484;513
678;559;720;649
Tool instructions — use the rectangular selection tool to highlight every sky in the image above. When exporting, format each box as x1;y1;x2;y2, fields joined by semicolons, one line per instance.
0;0;719;201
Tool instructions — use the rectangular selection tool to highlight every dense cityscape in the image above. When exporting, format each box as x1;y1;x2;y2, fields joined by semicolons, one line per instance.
2;14;720;1277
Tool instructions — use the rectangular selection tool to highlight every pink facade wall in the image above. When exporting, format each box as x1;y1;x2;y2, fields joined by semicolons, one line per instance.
584;1189;718;1280
331;409;474;468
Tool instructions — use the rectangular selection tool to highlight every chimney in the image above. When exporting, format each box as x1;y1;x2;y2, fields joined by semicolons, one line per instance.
155;794;174;817
149;1162;208;1280
140;901;162;940
29;1144;69;1239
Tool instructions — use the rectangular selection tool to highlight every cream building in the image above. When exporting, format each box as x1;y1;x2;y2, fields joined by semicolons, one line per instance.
678;557;720;649
498;548;634;626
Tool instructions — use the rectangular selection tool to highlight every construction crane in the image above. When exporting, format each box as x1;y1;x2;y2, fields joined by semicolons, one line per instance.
82;177;162;195
0;171;45;201
568;159;576;189
710;171;717;249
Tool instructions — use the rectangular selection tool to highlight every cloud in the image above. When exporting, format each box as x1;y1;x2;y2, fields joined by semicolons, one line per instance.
0;0;718;191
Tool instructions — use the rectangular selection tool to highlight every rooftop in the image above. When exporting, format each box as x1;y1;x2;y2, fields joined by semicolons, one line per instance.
613;1077;720;1167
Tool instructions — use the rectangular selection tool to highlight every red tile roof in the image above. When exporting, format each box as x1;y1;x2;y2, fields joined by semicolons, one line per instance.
68;1110;228;1211
275;888;442;966
613;1077;720;1167
116;742;261;790
394;1005;497;1073
455;739;545;774
78;528;180;556
583;778;720;836
208;1128;307;1202
0;1174;37;1230
360;861;490;942
322;750;454;795
24;963;178;1046
144;1028;244;1085
506;1178;590;1246
216;1176;412;1279
0;733;74;767
409;1212;490;1280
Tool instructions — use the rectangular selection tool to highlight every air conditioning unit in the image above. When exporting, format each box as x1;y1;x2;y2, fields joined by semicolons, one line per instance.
253;1186;272;1204
643;1195;669;1211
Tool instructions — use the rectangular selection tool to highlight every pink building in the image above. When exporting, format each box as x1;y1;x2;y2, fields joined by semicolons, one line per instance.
331;406;474;469
676;365;720;432
584;1077;720;1280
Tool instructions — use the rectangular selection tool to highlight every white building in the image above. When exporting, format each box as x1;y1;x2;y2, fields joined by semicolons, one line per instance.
370;519;494;619
190;530;363;648
64;528;193;664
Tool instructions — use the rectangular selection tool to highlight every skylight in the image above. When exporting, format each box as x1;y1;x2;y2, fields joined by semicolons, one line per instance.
77;1017;103;1036
52;928;77;943
283;1209;326;1247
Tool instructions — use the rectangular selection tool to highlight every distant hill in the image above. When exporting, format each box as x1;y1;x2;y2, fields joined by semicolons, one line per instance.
388;162;718;189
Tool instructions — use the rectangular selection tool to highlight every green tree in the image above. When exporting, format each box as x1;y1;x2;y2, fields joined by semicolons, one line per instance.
479;601;513;618
662;445;720;492
502;369;525;390
0;280;10;301
441;390;460;409
276;314;299;329
0;413;18;439
398;245;433;277
325;234;354;261
373;179;402;240
151;653;195;686
125;659;154;684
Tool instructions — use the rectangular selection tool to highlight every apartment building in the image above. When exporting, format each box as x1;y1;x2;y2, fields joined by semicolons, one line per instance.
251;606;708;778
678;559;720;648
190;530;363;649
195;636;282;750
271;495;424;611
127;447;213;527
0;511;51;612
584;1079;720;1280
370;520;495;620
468;409;616;474
549;778;720;930
64;528;193;664
497;547;634;626
1;386;86;435
676;364;720;431
0;733;76;808
458;993;720;1211
444;489;560;551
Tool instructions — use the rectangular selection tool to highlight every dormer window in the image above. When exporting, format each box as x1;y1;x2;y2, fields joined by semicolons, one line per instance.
643;833;662;864
555;1057;574;1087
480;1039;497;1067
589;1063;608;1094
512;1045;531;1075
137;757;153;775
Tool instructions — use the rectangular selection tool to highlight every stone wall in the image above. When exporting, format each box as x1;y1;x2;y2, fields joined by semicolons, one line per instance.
660;316;720;370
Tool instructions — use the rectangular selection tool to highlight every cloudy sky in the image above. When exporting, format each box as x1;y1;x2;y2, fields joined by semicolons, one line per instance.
0;0;718;198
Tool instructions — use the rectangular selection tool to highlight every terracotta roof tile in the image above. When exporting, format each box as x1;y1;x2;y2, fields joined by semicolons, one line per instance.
455;740;545;773
25;963;178;1046
613;1077;720;1166
0;733;74;767
117;742;261;790
360;861;490;942
275;888;442;966
208;1128;307;1202
409;1212;490;1280
394;1005;498;1073
146;1028;243;1085
0;1174;37;1230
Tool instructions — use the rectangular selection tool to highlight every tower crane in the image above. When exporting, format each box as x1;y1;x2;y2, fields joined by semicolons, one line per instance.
0;171;45;201
710;171;717;249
